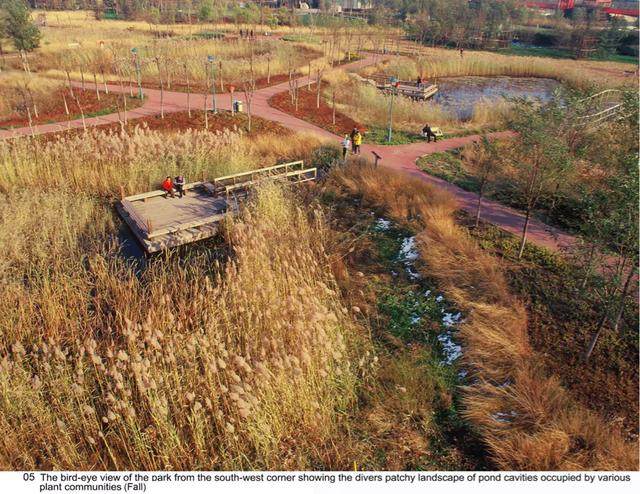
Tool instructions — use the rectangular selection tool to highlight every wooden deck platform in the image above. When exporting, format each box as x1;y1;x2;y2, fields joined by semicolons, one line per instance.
117;161;317;253
370;74;438;100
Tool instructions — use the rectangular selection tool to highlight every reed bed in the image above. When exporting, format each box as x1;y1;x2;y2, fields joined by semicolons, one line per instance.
0;72;63;119
23;39;320;90
324;70;510;134
0;179;372;469
0;127;327;197
11;9;371;89
332;163;638;470
365;49;635;89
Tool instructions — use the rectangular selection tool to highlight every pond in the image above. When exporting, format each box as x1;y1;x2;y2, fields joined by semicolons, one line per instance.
431;76;559;120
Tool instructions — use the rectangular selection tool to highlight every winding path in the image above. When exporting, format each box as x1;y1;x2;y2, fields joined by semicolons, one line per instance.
0;54;577;252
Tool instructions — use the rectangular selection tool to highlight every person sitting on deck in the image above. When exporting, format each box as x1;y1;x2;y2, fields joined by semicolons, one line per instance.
422;124;437;143
174;175;186;198
162;176;175;198
416;75;423;86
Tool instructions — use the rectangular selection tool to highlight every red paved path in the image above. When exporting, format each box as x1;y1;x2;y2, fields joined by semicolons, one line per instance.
0;54;578;252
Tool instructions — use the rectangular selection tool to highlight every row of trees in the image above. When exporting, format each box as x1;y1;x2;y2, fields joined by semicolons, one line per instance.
392;0;525;49
465;89;638;359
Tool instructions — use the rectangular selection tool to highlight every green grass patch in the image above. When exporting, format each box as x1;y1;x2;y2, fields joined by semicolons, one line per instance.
365;126;426;145
282;34;321;44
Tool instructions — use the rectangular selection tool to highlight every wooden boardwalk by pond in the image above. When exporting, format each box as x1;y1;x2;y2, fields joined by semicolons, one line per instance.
118;161;317;253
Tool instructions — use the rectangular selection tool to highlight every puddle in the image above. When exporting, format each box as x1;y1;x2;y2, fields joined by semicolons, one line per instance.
432;76;559;120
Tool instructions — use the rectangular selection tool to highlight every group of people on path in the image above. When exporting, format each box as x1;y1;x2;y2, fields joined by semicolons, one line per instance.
162;175;186;198
342;127;363;159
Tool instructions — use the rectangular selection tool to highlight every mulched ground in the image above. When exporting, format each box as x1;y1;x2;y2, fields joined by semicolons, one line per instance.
127;110;291;134
268;83;365;137
35;110;291;142
0;88;144;129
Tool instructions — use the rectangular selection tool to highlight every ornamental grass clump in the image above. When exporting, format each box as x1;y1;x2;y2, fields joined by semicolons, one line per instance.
332;163;637;470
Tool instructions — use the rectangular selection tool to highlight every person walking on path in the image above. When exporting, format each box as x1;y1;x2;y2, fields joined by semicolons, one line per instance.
422;124;437;142
162;176;175;198
342;134;351;160
352;129;362;155
174;175;186;198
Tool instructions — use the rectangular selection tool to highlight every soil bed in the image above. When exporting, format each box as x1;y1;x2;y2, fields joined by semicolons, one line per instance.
0;88;144;129
269;83;365;137
35;110;291;141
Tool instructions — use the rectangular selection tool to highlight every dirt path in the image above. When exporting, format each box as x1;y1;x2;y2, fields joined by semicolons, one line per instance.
0;54;579;252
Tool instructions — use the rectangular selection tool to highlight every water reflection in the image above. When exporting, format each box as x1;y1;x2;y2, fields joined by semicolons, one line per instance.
432;76;559;120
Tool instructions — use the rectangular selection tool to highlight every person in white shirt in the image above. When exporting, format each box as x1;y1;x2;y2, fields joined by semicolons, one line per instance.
342;134;351;160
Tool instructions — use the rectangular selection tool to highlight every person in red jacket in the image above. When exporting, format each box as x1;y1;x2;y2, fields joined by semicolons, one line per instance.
162;176;175;198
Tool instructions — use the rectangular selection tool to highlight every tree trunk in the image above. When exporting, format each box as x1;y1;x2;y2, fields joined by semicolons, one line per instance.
204;92;209;130
581;243;597;289
186;76;191;118
65;70;75;99
332;89;336;126
101;69;109;94
93;72;100;101
518;206;532;259
584;307;610;362
62;92;69;115
316;70;321;109
612;265;636;333
474;183;485;228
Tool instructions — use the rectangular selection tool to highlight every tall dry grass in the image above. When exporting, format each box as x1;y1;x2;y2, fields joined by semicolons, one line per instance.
332;163;638;470
0;183;372;469
12;9;368;89
324;70;510;134
366;49;635;89
0;127;327;197
0;72;63;119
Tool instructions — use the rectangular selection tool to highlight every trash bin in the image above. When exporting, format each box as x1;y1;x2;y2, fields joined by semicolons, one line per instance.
233;100;244;113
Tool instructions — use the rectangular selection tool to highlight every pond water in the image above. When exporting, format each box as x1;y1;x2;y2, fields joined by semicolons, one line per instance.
431;76;559;120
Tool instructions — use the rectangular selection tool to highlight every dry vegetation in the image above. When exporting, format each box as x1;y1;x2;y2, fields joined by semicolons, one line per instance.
323;69;510;136
0;124;636;469
369;47;637;89
0;127;379;469
332;163;638;470
2;10;378;93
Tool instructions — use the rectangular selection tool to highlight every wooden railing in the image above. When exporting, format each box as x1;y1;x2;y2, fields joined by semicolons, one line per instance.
212;160;317;196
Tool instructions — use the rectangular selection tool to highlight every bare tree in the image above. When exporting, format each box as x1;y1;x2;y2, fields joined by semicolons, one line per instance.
243;47;257;132
203;61;210;130
154;56;165;119
315;65;324;109
183;61;192;118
